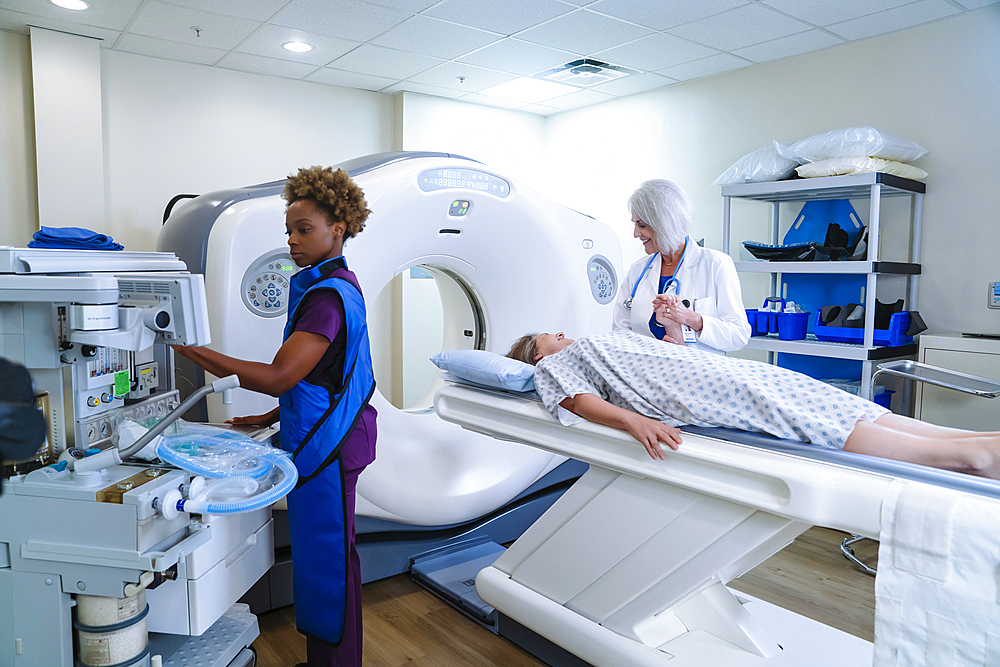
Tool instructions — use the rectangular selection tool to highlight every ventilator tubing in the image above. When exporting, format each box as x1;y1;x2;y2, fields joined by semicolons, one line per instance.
156;423;297;515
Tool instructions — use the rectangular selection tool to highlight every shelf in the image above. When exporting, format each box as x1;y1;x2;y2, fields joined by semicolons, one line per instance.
734;261;920;275
721;172;925;202
746;335;917;361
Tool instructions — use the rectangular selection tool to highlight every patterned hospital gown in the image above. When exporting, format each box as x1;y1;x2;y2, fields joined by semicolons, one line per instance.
534;330;889;450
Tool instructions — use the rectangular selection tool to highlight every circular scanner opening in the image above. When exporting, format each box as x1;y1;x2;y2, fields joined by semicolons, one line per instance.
370;264;484;411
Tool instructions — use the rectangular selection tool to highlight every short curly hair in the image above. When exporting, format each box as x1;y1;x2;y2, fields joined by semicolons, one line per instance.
283;165;371;239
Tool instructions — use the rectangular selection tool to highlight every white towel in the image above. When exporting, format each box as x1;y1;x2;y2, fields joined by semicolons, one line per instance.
874;480;1000;666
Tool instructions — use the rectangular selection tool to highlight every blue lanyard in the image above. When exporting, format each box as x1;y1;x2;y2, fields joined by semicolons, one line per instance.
623;237;689;310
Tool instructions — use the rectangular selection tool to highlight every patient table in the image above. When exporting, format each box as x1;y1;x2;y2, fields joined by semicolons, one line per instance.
434;381;1000;666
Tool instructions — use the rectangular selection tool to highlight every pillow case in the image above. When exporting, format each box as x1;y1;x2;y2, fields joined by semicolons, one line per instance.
430;349;535;392
711;143;798;186
795;156;928;180
777;127;927;164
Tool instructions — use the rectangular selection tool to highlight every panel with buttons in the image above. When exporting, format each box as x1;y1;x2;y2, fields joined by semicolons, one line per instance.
241;251;299;318
587;255;618;305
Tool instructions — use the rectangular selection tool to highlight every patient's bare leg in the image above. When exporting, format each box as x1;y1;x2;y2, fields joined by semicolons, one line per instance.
844;417;1000;479
873;412;1000;438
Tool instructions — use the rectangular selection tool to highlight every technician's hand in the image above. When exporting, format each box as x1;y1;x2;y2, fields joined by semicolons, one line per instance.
623;413;682;460
226;412;278;428
653;294;704;332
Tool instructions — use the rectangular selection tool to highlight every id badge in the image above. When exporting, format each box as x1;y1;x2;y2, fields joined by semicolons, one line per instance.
682;326;697;343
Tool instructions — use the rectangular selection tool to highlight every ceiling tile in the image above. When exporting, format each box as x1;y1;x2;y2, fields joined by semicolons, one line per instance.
380;82;468;98
115;33;227;64
732;29;843;63
457;92;527;109
589;0;749;31
236;25;359;65
305;67;397;91
952;0;1000;7
666;3;811;51
4;11;121;43
518;102;562;115
760;0;917;27
272;0;411;41
216;51;320;78
156;0;288;22
128;1;260;50
657;52;751;81
456;38;577;76
406;62;518;92
592;71;675;96
371;15;501;59
329;44;443;79
515;9;655;55
362;0;439;11
477;77;580;103
424;0;573;36
543;88;615;110
593;33;717;71
1;0;141;32
826;0;962;40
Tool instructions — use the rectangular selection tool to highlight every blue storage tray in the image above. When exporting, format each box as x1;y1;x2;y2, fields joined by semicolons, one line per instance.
813;310;913;347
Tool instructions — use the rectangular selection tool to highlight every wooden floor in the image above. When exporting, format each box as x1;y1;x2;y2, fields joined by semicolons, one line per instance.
253;526;879;666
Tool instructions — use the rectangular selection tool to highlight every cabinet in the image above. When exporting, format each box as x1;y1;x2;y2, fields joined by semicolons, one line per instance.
721;172;925;399
915;334;1000;430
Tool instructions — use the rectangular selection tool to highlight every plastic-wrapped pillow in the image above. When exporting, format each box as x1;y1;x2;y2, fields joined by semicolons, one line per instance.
777;127;927;164
796;157;928;180
711;144;799;186
430;349;535;392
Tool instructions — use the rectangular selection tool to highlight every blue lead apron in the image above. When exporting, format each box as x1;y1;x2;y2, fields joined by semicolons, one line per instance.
279;256;375;644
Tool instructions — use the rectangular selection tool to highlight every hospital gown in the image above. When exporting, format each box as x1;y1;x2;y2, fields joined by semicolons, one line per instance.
534;330;888;450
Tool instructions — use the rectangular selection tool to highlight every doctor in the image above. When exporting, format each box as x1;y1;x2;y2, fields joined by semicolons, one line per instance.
613;179;750;354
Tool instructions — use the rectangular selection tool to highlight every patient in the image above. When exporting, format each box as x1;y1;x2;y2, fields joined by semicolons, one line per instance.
506;329;1000;479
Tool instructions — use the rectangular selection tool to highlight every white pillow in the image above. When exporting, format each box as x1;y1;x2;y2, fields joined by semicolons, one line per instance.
795;156;928;180
777;127;927;164
430;349;535;392
711;143;799;186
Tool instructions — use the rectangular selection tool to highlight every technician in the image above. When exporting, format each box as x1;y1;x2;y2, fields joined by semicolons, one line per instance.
174;166;375;667
613;179;750;354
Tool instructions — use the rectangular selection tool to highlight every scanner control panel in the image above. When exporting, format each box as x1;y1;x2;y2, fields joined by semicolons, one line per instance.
242;251;299;318
587;255;618;305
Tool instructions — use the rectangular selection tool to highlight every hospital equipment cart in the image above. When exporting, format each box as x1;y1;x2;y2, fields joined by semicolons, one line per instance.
721;172;924;401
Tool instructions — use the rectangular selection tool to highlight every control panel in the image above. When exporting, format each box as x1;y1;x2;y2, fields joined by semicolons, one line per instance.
242;250;299;318
587;255;618;305
990;282;1000;309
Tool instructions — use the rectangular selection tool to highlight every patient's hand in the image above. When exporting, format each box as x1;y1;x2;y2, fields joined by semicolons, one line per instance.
624;413;682;459
653;295;686;345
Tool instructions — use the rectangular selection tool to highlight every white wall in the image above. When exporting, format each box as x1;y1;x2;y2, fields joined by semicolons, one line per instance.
545;8;1000;337
102;51;394;251
398;92;547;193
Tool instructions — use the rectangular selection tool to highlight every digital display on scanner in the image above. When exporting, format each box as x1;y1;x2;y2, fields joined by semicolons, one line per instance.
418;168;510;198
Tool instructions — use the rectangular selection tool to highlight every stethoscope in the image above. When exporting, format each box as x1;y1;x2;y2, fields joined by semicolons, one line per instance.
622;237;690;310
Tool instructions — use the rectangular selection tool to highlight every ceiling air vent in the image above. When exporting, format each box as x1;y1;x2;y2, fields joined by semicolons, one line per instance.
537;59;639;87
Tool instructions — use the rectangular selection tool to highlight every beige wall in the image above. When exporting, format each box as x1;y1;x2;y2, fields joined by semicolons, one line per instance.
545;7;1000;336
0;31;36;248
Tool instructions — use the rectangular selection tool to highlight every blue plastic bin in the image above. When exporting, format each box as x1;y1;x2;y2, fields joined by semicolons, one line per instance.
812;311;914;347
874;389;895;409
749;298;810;340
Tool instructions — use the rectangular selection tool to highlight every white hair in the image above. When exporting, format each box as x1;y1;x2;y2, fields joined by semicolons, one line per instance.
627;179;693;255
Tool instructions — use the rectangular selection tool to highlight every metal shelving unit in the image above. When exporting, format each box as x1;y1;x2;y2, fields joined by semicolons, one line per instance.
722;172;926;398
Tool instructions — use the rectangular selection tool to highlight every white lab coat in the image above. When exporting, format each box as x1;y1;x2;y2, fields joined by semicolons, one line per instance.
612;242;751;354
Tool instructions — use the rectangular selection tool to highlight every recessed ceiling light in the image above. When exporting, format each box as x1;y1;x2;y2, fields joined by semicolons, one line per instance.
51;0;89;9
282;41;313;53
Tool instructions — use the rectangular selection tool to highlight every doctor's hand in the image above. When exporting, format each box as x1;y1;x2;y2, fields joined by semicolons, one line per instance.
653;294;704;333
623;413;682;460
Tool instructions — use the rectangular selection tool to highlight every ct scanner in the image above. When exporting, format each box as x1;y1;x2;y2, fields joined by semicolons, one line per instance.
157;151;622;586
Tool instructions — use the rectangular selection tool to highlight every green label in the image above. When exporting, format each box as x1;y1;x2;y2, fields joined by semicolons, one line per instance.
114;370;130;397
